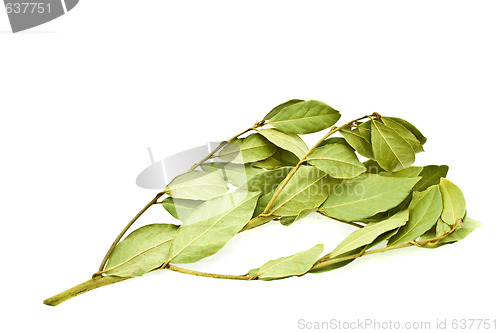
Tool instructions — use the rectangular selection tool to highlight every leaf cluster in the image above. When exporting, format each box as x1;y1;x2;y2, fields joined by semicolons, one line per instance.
44;99;480;306
105;99;479;280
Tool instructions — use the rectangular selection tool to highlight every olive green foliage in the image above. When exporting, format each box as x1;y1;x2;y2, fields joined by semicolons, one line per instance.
113;99;479;278
45;99;479;306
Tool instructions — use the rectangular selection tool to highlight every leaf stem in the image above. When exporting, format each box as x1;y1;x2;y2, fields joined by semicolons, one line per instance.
317;211;365;229
240;215;277;231
44;264;251;306
163;264;250;280
187;121;267;172
94;191;166;277
261;114;377;215
43;276;130;306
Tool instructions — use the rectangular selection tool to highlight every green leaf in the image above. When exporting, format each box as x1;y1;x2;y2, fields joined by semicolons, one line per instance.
252;150;282;169
340;127;374;159
439;178;466;226
358;120;372;142
319;174;420;221
257;128;308;159
418;223;439;243
263;99;305;120
166;191;260;264
376;165;449;220
244;167;293;195
201;162;262;187
422;216;481;248
217;133;276;164
380;166;424;178
436;218;452;236
165;170;228;200
381;117;424;153
311;227;399;273
371;119;415;172
268;100;341;134
414;165;449;192
440;215;480;243
105;224;179;277
277;147;301;166
248;244;324;280
253;191;274;217
162;197;204;221
318;137;352;149
306;143;366;179
268;166;340;216
387;117;427;145
280;209;315;227
388;185;443;246
326;210;409;258
363;160;383;174
309;248;363;273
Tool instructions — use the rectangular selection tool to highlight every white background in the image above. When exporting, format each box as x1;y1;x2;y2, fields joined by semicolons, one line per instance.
1;1;499;332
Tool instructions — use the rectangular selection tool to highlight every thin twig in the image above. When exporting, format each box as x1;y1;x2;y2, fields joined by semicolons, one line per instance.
163;264;250;280
317;211;365;229
94;191;166;277
188;121;266;172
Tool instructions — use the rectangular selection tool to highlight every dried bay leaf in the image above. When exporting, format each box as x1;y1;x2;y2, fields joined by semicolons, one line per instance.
244;167;293;195
388;185;443;246
268;166;340;216
248;244;324;280
326;210;409;258
440;215;480;243
162;197;204;222
167;190;260;264
277;147;301;166
105;224;179;277
371;119;415;172
340;127;374;159
387;117;427;145
306;143;366;179
377;165;449;219
253;191;274;217
165;170;228;200
363;159;383;174
201;162;262;187
268;100;341;134
319;174;420;221
421;216;480;248
217;133;276;163
358;120;372;142
279;209;315;227
311;226;402;273
436;218;452;235
381;117;424;154
380;166;424;178
263;99;305;120
439;178;466;226
318;137;352;149
257;128;308;159
414;165;449;192
252;150;283;169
